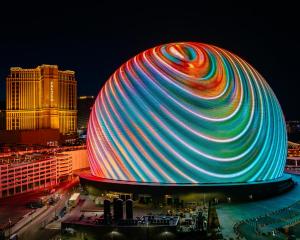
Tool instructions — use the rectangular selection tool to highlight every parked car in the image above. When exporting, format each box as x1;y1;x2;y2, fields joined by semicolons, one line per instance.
26;201;44;209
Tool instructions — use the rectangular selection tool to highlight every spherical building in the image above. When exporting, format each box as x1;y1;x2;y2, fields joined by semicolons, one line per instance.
86;42;287;186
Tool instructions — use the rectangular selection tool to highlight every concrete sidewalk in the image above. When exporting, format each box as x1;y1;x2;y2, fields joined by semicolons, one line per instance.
217;174;300;239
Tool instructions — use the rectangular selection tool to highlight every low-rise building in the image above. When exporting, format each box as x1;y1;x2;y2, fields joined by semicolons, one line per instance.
286;157;300;174
285;144;300;174
0;153;74;198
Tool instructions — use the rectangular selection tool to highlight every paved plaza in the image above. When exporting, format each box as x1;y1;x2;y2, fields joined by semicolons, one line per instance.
217;174;300;239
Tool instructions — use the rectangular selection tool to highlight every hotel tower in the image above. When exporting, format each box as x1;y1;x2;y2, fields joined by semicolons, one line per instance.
6;65;77;135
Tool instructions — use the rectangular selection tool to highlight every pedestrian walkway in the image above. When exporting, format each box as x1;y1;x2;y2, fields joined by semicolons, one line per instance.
217;174;300;239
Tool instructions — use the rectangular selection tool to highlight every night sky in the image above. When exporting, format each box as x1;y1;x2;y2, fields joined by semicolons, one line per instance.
0;2;299;119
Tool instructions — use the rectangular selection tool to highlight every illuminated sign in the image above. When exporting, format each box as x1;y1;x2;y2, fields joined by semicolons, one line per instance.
87;42;287;184
50;80;54;102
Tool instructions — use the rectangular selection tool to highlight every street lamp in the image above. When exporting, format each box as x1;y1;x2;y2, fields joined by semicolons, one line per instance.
110;230;119;240
8;218;12;238
162;231;170;240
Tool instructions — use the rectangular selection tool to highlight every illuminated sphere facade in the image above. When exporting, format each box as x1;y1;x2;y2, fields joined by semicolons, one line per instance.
87;42;287;184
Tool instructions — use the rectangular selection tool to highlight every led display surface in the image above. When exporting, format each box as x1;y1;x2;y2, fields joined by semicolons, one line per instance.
87;42;287;184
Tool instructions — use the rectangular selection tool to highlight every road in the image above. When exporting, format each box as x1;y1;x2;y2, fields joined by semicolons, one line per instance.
17;194;68;240
12;180;79;240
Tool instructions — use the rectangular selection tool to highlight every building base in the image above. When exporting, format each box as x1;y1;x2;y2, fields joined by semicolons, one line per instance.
79;172;295;202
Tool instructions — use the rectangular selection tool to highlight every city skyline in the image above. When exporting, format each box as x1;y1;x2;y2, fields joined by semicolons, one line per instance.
1;2;300;240
0;2;299;120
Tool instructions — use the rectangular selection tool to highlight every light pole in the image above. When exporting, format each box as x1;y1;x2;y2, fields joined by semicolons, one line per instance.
8;218;12;238
147;222;149;240
111;230;119;240
162;231;170;240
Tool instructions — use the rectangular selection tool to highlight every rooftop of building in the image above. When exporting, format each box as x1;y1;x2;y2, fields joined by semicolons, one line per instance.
0;143;86;152
0;151;73;167
63;214;180;228
78;96;95;100
9;64;75;74
0;144;86;164
0;153;55;167
287;120;300;123
287;156;300;160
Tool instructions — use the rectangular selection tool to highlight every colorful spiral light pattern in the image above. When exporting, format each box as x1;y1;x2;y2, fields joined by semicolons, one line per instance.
87;42;287;184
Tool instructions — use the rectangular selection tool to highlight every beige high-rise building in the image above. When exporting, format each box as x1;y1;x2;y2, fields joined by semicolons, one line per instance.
6;65;77;135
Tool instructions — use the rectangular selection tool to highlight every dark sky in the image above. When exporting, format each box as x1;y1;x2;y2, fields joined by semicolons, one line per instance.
0;2;299;119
